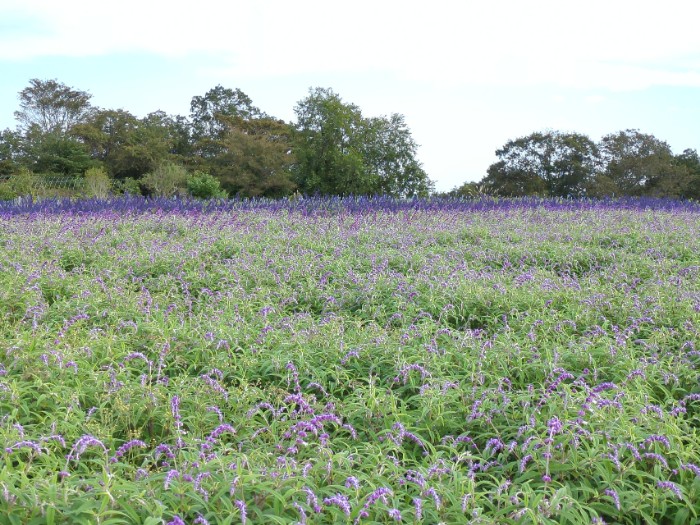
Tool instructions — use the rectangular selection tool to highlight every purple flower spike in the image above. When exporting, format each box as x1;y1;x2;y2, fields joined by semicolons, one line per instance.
110;439;146;463
235;500;247;524
323;493;351;516
657;480;683;499
604;488;621;511
388;508;402;521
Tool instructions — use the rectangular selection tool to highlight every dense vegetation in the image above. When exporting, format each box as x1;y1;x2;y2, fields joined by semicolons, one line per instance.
448;131;700;200
1;197;699;523
1;79;698;201
0;80;432;200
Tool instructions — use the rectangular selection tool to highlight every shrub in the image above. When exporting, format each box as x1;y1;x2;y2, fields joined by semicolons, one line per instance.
0;168;46;199
0;181;13;200
115;177;142;196
186;171;228;199
83;167;112;198
141;162;188;197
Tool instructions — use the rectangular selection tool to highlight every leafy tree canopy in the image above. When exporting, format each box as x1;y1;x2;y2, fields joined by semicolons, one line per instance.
483;131;598;197
15;78;93;135
292;87;432;197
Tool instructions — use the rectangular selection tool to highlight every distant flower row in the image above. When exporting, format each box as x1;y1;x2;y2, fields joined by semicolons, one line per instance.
2;195;699;217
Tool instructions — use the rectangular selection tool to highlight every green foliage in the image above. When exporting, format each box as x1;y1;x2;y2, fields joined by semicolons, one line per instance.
599;129;681;196
292;87;432;197
71;109;177;180
2;204;700;523
474;129;700;199
114;177;142;196
442;181;492;198
482;131;599;197
673;149;700;200
214;117;296;198
14;78;93;135
0;167;46;199
1;204;700;522
82;166;111;198
186;171;227;199
141;162;188;197
28;133;94;176
0;128;24;176
189;85;263;158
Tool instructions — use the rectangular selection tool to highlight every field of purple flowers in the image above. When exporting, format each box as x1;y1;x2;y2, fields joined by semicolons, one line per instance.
1;197;699;524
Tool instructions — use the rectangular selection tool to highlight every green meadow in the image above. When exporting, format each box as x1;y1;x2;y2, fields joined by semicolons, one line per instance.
1;198;699;524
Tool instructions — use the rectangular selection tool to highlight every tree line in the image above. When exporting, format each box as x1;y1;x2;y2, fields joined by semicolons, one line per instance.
1;79;698;200
445;130;700;200
0;79;433;199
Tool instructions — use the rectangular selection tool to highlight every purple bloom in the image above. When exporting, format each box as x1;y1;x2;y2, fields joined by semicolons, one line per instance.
405;470;427;489
642;453;669;469
164;469;180;489
5;440;45;455
110;439;146;463
643;434;670;450
657;480;683;499
365;487;392;507
413;498;423;520
166;517;185;525
484;437;505;455
547;416;563;435
345;476;360;489
303;487;322;513
208;423;236;440
66;434;107;463
323;493;351;516
235;500;247;524
387;508;402;521
194;472;211;501
604;489;620;511
592;382;618;393
519;454;533;473
293;502;307;525
423;487;441;510
680;462;700;477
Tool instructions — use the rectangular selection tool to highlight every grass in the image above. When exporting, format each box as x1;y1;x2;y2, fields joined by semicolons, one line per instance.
0;197;699;524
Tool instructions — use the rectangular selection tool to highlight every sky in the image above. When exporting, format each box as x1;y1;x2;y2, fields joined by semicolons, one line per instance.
1;0;699;192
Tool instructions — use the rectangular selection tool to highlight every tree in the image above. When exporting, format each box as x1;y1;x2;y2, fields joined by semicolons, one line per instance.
481;131;598;197
14;79;93;135
71;109;177;179
442;181;491;198
213;116;296;198
481;160;548;196
28;134;94;176
141;162;188;197
190;86;263;157
672;149;700;200
292;87;432;196
0;129;24;175
362;114;433;197
292;88;369;195
598;129;679;196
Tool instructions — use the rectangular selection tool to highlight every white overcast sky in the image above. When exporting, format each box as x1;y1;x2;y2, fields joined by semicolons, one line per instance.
1;0;699;191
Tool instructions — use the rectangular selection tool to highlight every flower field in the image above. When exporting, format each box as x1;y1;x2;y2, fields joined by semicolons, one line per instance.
1;197;699;524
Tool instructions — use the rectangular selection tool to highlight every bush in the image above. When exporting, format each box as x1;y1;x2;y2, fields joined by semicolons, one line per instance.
0;168;46;199
0;181;13;200
115;177;142;196
186;171;228;199
83;167;111;198
141;162;188;197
